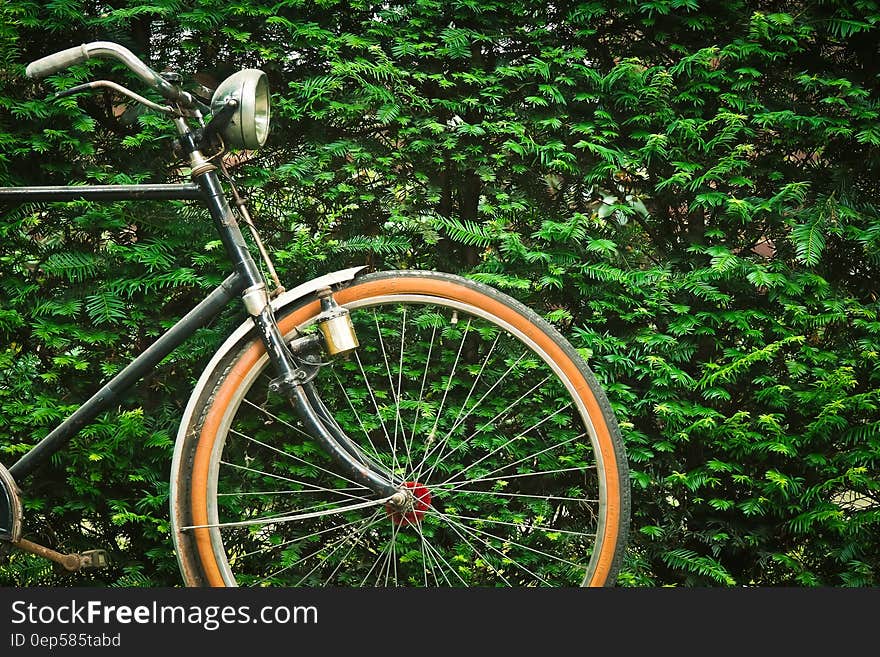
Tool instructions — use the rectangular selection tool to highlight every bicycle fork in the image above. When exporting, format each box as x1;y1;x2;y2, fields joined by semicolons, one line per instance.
190;150;405;505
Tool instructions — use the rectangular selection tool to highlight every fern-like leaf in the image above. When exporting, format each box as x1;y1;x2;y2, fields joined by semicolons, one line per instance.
438;217;494;247
791;215;826;266
86;290;125;325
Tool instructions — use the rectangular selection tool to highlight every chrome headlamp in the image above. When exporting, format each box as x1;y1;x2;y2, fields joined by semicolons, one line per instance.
210;69;270;149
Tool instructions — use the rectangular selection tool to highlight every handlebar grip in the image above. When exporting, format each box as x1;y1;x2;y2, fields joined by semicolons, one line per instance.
25;44;89;79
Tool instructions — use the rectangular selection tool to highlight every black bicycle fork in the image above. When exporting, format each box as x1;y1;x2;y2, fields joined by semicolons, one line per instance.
193;165;400;498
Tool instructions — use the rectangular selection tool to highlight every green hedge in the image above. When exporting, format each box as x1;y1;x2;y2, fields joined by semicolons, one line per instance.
1;0;878;586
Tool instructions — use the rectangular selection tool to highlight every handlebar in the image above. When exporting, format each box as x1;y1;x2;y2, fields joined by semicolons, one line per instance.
26;41;204;111
25;44;91;79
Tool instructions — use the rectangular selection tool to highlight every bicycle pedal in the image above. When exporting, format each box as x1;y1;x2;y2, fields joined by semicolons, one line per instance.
79;549;110;570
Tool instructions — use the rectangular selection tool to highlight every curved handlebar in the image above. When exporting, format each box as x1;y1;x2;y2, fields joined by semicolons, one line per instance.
26;41;202;110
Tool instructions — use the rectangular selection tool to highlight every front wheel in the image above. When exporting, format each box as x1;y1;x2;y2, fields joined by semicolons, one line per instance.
172;270;630;586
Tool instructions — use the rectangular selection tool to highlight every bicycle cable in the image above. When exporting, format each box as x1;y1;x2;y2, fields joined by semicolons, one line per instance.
217;155;286;297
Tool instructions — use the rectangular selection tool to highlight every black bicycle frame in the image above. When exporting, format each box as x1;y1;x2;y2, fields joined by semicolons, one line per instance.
0;183;204;202
0;167;399;497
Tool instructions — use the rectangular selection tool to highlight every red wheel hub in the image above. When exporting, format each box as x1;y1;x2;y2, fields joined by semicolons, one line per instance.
386;482;431;526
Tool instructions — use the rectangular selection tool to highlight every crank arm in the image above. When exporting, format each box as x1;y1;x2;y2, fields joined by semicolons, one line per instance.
12;538;109;572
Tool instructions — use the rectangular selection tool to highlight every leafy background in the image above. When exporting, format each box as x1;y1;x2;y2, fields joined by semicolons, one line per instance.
1;0;878;586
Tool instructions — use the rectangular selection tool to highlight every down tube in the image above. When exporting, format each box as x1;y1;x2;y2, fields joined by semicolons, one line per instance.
9;273;245;481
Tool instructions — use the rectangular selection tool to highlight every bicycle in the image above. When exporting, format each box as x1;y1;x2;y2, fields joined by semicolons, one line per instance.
0;42;630;587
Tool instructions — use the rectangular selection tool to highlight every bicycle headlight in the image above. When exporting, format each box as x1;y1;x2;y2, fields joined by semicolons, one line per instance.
210;69;270;149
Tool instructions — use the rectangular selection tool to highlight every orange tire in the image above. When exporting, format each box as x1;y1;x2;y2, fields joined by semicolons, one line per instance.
173;270;629;587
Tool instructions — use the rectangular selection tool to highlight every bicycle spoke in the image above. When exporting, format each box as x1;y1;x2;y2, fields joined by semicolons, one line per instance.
409;316;470;479
233;513;375;561
428;510;597;539
443;432;588;490
218;461;373;503
293;511;384;586
408;322;438;461
216;487;365;497
331;371;388;470
418;332;501;479
423;541;443;586
184;496;392;530
432;512;513;585
240;397;312;441
360;524;397;587
412;519;432;587
322;517;379;585
233;497;365;526
253;512;382;586
437;465;595;494
435;402;572;487
381;520;401;587
372;308;405;476
423;316;471;463
353;349;397;466
420;534;468;586
229;428;373;493
414;347;525;483
449;489;597;504
436;510;588;572
432;511;553;586
439;430;587;493
394;305;418;476
417;373;552;484
417;536;447;587
447;331;501;433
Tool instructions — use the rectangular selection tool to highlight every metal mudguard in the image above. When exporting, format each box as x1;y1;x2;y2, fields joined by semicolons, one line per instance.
0;463;22;542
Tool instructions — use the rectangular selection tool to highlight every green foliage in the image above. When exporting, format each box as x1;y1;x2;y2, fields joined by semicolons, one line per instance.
1;0;879;586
